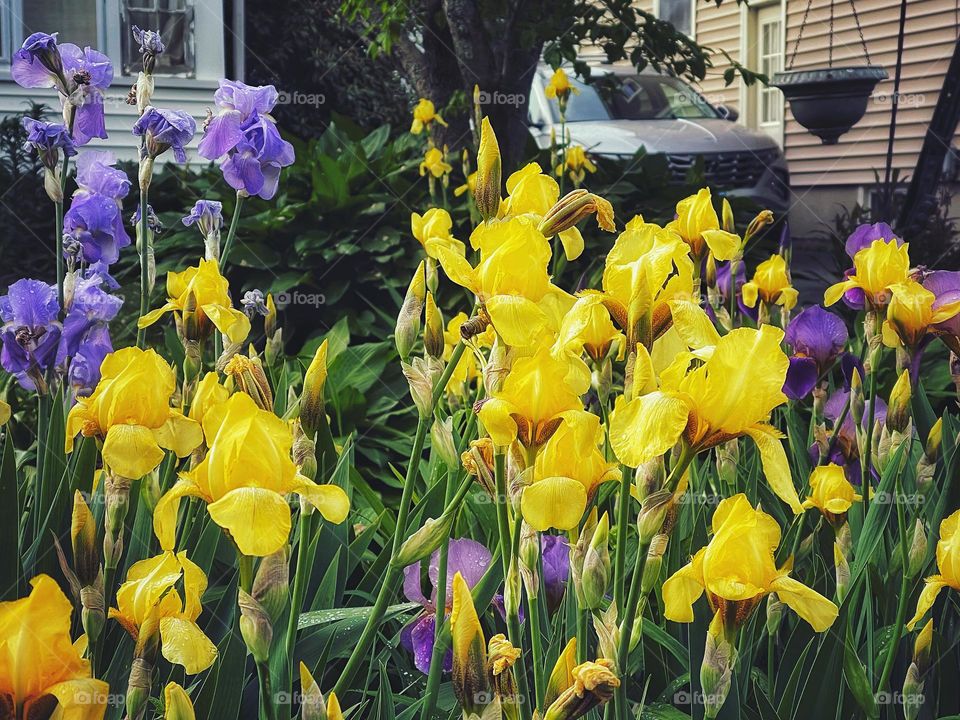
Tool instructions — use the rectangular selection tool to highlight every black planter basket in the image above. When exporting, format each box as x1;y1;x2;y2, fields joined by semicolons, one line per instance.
772;66;888;145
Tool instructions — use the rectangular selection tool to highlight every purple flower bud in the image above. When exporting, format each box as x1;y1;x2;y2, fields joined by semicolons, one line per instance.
133;106;196;162
131;203;163;234
22;118;76;169
132;25;165;57
0;279;62;389
182;199;223;236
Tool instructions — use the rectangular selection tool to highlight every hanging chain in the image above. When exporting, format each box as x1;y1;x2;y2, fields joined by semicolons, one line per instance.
787;0;816;70
829;0;835;67
848;0;874;64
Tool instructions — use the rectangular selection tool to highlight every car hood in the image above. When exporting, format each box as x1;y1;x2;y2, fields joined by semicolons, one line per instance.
563;118;779;156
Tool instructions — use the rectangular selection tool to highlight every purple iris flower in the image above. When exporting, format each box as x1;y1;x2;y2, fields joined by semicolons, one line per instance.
402;538;492;674
22;118;76;169
707;260;756;322
0;279;62;390
198;80;295;200
845;222;900;259
132;25;165;56
133;106;196;162
923;270;960;353
219;113;295;200
782;306;849;400
541;533;571;614
68;323;112;397
182;199;224;236
10;32;66;91
63;192;131;265
57;271;121;395
59;43;113;146
197;80;280;159
75;151;131;201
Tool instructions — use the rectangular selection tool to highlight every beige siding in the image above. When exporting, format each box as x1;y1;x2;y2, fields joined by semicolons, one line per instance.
783;0;959;188
692;0;742;109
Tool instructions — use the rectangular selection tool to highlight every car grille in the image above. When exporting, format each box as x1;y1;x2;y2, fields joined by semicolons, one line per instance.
664;150;780;189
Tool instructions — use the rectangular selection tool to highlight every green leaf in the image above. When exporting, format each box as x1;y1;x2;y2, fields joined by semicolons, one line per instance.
0;429;20;599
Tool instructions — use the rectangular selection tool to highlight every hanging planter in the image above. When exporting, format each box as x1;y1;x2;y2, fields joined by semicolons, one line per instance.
772;66;888;145
774;0;886;145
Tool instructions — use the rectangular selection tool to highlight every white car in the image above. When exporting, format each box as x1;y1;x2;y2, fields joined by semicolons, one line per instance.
528;65;791;213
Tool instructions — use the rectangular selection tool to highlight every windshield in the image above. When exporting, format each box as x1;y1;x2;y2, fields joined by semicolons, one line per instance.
552;74;720;122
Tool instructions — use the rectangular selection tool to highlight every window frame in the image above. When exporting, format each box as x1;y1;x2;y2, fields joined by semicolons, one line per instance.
654;0;696;40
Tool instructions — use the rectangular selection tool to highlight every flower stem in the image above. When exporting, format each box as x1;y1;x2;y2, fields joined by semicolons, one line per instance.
332;342;467;698
529;536;546;709
613;464;631;611
876;476;912;695
285;507;315;688
136;188;150;349
257;661;278;720
220;193;245;267
55;199;64;310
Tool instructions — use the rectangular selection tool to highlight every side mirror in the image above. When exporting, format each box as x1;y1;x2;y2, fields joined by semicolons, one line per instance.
716;104;739;122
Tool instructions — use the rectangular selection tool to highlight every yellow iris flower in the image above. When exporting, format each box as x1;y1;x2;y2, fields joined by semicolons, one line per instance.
663;494;838;631
109;550;218;674
0;575;109;719
65;347;203;479
138;258;251;344
437;216;558;347
524;410;621;531
908;508;960;629
742;254;798;311
881;279;960;349
824;238;911;309
153;392;349;556
666;188;740;261
454;171;477;198
597;216;693;349
544;68;579;102
556;145;597;186
411;208;465;259
410;98;447;135
419;147;452;179
609;301;803;513
801;464;861;522
478;345;585;449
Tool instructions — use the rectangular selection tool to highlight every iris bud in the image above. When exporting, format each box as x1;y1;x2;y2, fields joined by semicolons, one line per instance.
396;261;426;361
543;659;620;720
393;512;455;567
424;291;444;358
402;356;443;417
580;512;610;610
700;613;736;720
886;369;912;433
538;189;615;238
163;682;196;720
906;519;927;578
238;589;273;663
300;339;328;437
225;353;274;411
298;662;327;720
474;117;501;221
638;490;672;544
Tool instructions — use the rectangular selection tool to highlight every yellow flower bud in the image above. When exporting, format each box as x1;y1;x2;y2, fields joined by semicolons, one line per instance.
300;339;328;437
451;572;493;716
298;662;327;720
71;490;99;586
163;682;196;720
238;589;273;663
538;189;615;237
475;117;502;221
424;292;444;358
396;261;427;361
886;369;912;433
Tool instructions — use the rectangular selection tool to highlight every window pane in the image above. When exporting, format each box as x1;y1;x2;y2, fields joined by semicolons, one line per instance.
659;0;691;36
121;1;195;76
23;0;99;48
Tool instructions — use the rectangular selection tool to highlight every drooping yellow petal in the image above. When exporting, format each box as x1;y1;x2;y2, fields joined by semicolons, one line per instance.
609;392;689;468
45;677;110;720
102;423;165;479
159;617;218;674
153;478;207;551
154;412;204;459
521;476;588;531
745;424;803;514
662;549;706;622
436;247;478;293
701;229;740;261
768;575;839;632
291;476;350;524
668;298;721;350
207;487;292;556
907;577;948;630
477;397;519;447
558;227;585;261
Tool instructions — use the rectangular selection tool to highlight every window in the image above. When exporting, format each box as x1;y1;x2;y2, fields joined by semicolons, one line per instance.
121;0;195;76
21;0;99;49
658;0;693;37
550;74;719;123
759;18;783;126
